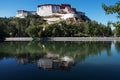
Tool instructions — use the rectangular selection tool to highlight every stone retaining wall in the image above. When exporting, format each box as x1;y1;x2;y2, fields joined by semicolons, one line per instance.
5;37;120;41
34;37;120;41
5;37;33;41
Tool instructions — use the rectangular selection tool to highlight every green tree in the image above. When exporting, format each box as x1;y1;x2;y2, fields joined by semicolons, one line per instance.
0;18;9;40
102;1;120;36
113;21;120;36
0;23;7;41
44;21;67;37
26;25;43;37
7;22;18;37
102;1;120;18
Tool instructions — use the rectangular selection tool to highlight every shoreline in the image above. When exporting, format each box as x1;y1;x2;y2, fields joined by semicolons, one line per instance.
4;37;120;41
5;37;33;41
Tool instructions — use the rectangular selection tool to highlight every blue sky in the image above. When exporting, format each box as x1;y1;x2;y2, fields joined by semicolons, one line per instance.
0;0;119;25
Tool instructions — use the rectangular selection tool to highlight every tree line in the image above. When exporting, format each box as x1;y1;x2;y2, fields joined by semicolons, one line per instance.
0;15;46;40
0;15;113;40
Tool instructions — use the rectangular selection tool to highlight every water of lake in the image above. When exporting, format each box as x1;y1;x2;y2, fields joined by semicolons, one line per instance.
0;41;120;80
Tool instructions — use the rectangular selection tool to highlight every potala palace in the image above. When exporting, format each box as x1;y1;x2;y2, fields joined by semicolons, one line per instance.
16;4;89;23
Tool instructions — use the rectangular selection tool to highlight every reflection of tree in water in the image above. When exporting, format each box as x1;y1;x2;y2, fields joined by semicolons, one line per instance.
0;42;111;70
43;41;112;61
115;41;120;53
0;41;112;60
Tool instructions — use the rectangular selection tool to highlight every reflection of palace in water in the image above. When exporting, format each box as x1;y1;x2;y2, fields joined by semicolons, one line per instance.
0;41;114;70
17;53;74;70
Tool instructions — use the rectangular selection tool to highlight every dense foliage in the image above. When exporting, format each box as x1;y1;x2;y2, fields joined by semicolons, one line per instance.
0;18;9;41
102;1;120;36
0;15;113;39
0;15;46;40
42;21;112;37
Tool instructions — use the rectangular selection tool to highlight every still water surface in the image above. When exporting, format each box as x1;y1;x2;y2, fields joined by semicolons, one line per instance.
0;41;120;80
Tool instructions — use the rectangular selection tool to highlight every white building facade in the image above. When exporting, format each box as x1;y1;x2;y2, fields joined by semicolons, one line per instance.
16;10;28;18
37;4;77;16
16;10;36;18
37;4;61;16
